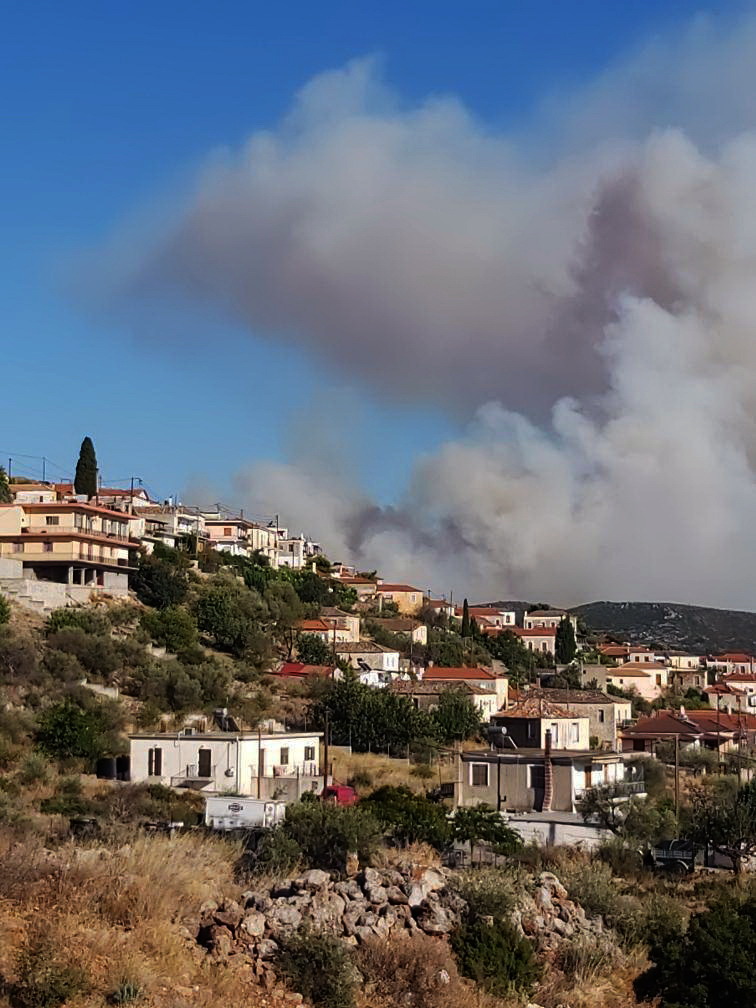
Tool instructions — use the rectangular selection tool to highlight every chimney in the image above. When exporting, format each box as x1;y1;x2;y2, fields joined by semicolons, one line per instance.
542;729;553;812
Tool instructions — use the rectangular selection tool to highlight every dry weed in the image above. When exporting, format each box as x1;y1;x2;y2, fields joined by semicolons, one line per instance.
358;932;479;1008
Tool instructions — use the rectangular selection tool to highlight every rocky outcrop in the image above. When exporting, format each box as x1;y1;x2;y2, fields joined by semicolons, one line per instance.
188;865;618;991
189;864;466;987
513;871;610;958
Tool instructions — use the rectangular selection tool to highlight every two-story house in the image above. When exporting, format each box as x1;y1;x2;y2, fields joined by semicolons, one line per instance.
422;666;509;710
505;688;632;750
606;662;669;701
0;500;137;603
523;609;578;633
389;679;499;722
376;583;424;615
129;721;324;803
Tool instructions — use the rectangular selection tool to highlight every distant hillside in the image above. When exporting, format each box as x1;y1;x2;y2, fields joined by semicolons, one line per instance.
572;600;756;654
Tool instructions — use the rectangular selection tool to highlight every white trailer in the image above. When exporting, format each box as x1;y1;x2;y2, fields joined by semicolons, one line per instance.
205;796;286;831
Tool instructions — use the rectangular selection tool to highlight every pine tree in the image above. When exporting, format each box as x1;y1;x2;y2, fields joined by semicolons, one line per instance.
555;616;577;665
461;598;470;637
74;436;98;498
0;466;11;504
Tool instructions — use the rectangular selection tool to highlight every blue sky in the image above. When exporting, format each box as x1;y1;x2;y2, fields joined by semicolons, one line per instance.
0;0;731;509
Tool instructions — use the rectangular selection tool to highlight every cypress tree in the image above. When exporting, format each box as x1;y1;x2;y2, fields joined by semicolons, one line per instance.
0;466;11;504
74;436;98;498
555;616;577;665
461;598;470;637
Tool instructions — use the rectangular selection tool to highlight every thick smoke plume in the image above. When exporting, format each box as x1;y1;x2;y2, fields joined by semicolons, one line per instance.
103;15;756;608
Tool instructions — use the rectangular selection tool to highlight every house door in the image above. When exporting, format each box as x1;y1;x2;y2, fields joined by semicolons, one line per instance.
198;748;212;778
585;765;592;789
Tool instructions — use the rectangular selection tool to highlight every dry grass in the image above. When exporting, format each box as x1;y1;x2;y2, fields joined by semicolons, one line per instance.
535;947;650;1008
357;933;480;1008
0;827;261;1008
331;750;456;795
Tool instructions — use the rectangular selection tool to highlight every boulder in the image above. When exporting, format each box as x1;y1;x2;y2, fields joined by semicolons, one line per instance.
241;911;266;939
256;939;279;959
386;885;409;905
361;867;384;890
365;885;388;905
296;869;330;891
269;905;302;929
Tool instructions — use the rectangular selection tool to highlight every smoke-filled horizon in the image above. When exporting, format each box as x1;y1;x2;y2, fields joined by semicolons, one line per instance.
96;14;756;610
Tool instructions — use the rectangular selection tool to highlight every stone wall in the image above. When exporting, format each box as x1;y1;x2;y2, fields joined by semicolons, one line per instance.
188;862;616;992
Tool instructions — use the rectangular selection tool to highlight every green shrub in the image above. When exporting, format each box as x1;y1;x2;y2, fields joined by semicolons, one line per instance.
16;752;50;786
410;763;435;780
346;769;374;791
35;699;115;765
11;932;88;1008
361;785;452;849
253;828;302;877
450;866;526;921
280;799;380;870
276;930;357;1008
451;918;541;996
109;977;142;1004
636;896;756;1007
0;594;10;626
140;605;198;654
45;606;109;636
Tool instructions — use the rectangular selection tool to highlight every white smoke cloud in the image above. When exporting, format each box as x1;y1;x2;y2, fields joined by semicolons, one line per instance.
102;14;756;608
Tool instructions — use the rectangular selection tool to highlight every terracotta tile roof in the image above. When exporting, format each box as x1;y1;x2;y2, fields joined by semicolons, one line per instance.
599;645;630;656
705;682;745;694
274;663;334;678
336;641;398;654
376;583;422;593
621;712;703;739
389;680;494;697
518;687;624;705
717;654;755;664
512;627;557;637
722;672;756;682
299;619;330;632
496;697;576;719
527;609;568;617
423;666;497;681
370;618;423;632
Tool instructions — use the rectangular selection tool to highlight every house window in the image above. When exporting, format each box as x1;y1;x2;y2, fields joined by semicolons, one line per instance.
12;542;22;553
223;527;232;537
148;747;162;776
304;745;315;761
470;763;489;787
598;709;605;724
43;542;53;553
656;674;662;686
280;747;290;765
550;723;560;746
570;722;580;744
527;722;537;740
528;764;545;789
45;516;59;526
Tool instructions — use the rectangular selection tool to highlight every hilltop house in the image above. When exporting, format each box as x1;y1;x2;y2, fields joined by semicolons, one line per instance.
423;666;509;710
512;627;557;654
375;583;424;615
389;680;499;721
491;696;590;751
0;500;138;607
457;739;641;814
335;641;400;674
508;688;632;750
606;662;669;701
524;609;578;633
369;617;428;645
129;720;324;802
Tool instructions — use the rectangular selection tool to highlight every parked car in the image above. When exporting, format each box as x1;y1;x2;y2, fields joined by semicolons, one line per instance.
321;785;358;805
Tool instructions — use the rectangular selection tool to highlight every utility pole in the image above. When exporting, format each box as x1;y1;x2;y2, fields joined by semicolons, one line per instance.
42;457;46;482
322;710;330;794
674;734;680;822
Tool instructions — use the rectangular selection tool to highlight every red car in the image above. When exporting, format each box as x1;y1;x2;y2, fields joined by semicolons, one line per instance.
321;785;358;805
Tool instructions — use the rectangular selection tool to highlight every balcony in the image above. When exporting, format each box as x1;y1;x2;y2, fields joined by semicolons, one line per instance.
575;780;646;801
170;764;217;789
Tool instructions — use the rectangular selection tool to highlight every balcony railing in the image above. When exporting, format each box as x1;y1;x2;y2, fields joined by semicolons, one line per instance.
170;764;216;785
575;780;646;800
24;525;131;544
257;761;320;778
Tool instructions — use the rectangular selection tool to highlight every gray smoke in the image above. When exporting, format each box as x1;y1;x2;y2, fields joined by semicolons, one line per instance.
99;14;756;608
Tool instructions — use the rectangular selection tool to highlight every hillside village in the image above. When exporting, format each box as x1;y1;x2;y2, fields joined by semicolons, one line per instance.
2;447;756;1008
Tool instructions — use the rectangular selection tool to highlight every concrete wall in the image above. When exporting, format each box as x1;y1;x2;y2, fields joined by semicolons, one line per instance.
129;733;322;795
